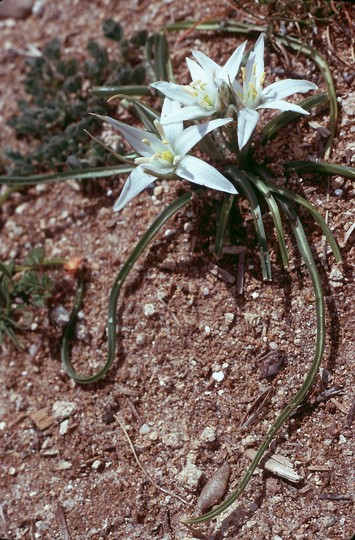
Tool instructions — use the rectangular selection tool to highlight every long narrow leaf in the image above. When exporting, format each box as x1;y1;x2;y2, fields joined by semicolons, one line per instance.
245;172;289;269
0;165;133;186
165;20;267;34
284;160;355;180
254;166;342;264
90;85;151;97
185;198;326;525
261;92;329;143
275;34;337;159
61;191;198;384
225;165;272;280
214;194;235;259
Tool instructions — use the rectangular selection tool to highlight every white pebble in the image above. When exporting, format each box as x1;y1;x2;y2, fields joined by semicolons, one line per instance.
212;371;224;382
59;419;69;436
139;423;151;435
52;401;76;419
143;303;157;318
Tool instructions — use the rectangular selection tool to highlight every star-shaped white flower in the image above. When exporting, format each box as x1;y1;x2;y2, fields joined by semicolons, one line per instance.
95;99;237;211
234;34;318;149
151;42;247;123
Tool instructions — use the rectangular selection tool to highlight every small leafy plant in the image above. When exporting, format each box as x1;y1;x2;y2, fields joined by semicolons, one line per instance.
0;247;62;348
3;20;148;176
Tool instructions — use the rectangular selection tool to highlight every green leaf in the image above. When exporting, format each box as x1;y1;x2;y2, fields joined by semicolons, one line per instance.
0;164;133;186
102;19;124;42
274;34;337;160
61;190;200;384
284;160;355;180
225;166;272;280
23;247;46;266
261;92;329;143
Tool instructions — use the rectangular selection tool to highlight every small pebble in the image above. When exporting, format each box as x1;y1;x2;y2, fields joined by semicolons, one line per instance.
136;333;147;346
59;419;69;436
212;371;224;382
139;423;150;435
200;426;217;443
50;306;70;327
52;401;76;420
224;312;235;325
176;463;203;490
143;303;157;318
92;460;102;471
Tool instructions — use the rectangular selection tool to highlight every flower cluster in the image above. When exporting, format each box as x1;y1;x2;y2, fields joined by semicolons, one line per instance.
98;33;317;212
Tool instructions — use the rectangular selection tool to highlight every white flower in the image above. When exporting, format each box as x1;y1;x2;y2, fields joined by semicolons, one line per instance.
234;34;318;149
150;42;247;123
96;99;237;211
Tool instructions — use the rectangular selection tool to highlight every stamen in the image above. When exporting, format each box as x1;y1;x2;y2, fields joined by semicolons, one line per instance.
141;138;151;146
241;67;246;81
173;155;181;166
183;84;198;97
153;119;166;140
135;156;151;164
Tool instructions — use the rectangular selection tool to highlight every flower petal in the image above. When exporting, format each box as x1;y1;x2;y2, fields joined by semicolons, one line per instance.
218;40;247;83
175;155;237;194
186;57;211;83
256;99;310;114
113;165;156;212
251;33;265;81
191;50;221;79
151;81;197;106
175;117;233;156
160;99;184;144
160;104;214;124
237;108;259;149
100;116;158;157
261;79;318;102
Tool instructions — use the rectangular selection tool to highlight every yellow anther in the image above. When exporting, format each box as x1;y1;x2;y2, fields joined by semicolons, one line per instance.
259;71;266;86
160;150;174;163
141;138;151;146
253;63;257;76
241;67;246;81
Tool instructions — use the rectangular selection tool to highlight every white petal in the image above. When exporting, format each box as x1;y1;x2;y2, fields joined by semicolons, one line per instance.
160;104;214;124
151;81;197;106
176;117;233;156
141;162;174;176
175;155;237;194
186;57;211;83
256;99;310;114
261;79;318;102
113;166;156;212
218;41;247;82
191;50;221;79
101;116;157;157
237;108;259;149
252;33;265;81
160;99;183;143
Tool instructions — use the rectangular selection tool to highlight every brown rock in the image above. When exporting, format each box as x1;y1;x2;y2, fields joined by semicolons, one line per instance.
0;0;33;19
